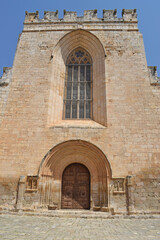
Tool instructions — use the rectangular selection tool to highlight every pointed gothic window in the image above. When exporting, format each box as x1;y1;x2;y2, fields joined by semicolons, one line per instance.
64;48;92;119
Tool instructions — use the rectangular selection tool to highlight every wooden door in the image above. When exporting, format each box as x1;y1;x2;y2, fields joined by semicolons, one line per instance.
61;163;90;209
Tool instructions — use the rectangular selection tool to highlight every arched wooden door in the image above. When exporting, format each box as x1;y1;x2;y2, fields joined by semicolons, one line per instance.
61;163;90;209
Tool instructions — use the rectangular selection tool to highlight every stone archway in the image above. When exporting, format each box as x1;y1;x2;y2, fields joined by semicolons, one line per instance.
47;29;107;127
61;163;90;209
38;140;112;210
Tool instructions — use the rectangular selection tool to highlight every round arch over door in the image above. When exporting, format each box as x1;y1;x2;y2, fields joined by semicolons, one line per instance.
61;163;90;209
38;140;112;209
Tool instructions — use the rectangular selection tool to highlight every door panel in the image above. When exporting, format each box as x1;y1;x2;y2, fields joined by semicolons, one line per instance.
61;163;90;209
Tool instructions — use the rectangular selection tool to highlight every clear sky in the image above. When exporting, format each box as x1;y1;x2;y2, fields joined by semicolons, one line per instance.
0;0;160;77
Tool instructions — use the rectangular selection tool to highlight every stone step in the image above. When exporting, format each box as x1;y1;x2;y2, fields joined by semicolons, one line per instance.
47;210;112;218
0;209;114;219
1;209;160;219
24;209;113;219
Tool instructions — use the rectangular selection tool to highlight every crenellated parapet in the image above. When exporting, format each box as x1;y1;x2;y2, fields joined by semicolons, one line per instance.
25;11;39;23
83;9;98;21
0;67;12;122
103;9;117;20
148;66;160;86
24;9;138;23
63;10;77;21
122;9;137;22
0;67;12;87
44;10;58;21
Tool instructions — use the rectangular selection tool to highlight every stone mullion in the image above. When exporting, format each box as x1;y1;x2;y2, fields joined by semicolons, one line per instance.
64;75;67;119
91;65;93;119
71;65;74;119
77;65;80;119
84;65;86;118
89;65;92;119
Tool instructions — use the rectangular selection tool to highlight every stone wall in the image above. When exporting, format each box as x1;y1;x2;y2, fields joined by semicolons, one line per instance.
0;67;12;123
0;9;159;214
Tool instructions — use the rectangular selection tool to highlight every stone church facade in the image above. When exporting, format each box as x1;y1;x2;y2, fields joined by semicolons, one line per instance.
0;9;160;214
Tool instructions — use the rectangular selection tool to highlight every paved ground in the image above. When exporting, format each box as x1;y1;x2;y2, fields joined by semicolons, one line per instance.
0;214;160;240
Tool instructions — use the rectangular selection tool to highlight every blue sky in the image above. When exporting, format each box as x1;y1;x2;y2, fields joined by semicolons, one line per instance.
0;0;160;77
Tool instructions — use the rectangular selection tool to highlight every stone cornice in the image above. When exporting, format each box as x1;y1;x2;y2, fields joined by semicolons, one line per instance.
23;21;138;32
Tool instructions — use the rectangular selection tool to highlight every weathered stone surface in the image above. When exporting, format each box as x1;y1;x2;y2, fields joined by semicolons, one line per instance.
0;9;159;214
148;66;160;85
0;214;160;240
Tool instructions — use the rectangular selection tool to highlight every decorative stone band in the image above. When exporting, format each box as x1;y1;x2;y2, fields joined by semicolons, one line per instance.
24;9;138;23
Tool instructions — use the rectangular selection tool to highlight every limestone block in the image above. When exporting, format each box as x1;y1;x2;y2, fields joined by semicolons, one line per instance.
44;10;58;21
83;10;98;21
122;9;137;22
25;11;39;23
103;9;117;20
63;10;77;21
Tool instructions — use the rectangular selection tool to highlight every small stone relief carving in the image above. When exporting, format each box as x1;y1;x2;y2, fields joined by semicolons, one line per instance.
112;178;125;194
26;176;38;192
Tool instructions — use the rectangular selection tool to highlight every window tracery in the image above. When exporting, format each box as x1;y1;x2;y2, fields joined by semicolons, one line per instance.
64;48;92;119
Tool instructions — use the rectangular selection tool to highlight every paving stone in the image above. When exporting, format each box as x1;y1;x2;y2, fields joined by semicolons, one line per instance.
0;214;160;240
